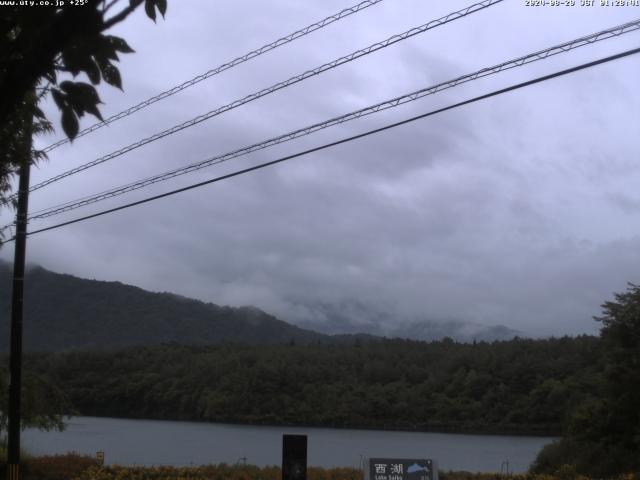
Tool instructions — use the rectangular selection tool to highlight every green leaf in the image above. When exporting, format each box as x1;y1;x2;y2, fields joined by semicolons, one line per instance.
84;59;101;85
84;103;103;122
156;0;167;17
62;47;83;76
104;64;122;90
75;82;101;103
51;88;66;110
145;0;156;22
60;81;105;121
101;46;119;62
61;107;79;140
59;81;75;95
106;35;135;54
97;60;123;90
94;35;120;61
61;41;102;84
74;83;104;121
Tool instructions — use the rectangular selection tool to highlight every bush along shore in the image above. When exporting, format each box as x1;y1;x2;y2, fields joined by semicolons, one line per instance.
0;454;637;480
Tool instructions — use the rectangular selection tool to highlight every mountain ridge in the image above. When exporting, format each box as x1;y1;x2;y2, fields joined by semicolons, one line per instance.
294;299;523;342
0;261;522;351
0;262;327;352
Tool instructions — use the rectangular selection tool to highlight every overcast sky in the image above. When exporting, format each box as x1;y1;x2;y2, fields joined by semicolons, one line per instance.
2;0;640;336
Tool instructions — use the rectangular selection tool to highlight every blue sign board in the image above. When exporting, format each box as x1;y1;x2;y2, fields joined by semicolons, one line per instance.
369;458;435;480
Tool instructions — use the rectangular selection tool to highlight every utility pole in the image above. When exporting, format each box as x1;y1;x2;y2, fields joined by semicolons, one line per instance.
6;109;33;480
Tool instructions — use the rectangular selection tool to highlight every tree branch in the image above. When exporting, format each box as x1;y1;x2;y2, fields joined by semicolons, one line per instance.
103;0;121;15
103;0;144;29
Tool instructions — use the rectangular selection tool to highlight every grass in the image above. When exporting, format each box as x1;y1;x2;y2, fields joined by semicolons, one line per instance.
0;452;636;480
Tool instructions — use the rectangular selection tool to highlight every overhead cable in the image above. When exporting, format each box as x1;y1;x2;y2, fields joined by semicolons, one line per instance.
23;0;504;196
1;45;636;245
24;18;640;222
41;0;387;153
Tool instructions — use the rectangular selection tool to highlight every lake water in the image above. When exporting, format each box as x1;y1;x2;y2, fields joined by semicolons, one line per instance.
23;416;555;473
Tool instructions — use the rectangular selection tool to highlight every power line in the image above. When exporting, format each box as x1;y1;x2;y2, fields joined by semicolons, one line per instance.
41;0;386;153
23;18;640;222
22;0;503;196
2;46;636;245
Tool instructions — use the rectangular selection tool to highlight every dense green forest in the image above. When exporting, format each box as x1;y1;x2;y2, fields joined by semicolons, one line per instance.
20;336;600;436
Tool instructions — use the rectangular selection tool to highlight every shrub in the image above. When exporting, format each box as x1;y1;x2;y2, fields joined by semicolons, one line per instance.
24;452;98;480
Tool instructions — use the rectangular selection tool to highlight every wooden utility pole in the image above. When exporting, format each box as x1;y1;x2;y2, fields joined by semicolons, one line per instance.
6;110;32;480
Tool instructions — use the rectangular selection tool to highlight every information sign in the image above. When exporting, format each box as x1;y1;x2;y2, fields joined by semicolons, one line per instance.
369;458;435;480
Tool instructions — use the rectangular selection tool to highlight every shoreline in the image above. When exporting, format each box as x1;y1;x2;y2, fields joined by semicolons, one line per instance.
62;413;561;438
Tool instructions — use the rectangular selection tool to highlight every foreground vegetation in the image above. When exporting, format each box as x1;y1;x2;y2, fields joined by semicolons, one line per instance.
0;453;97;480
0;454;637;480
527;284;640;477
71;465;637;480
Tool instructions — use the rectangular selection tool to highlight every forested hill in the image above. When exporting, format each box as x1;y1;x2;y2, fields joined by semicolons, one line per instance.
25;336;602;436
0;262;515;352
0;262;327;351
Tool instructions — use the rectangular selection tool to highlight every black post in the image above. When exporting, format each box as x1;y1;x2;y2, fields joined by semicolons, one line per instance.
7;124;32;480
282;434;307;480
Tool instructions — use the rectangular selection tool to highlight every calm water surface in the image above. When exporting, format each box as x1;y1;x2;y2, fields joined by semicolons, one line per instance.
23;416;554;473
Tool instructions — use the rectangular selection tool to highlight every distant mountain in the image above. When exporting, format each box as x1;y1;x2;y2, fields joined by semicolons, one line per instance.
0;262;522;352
386;319;523;343
0;262;326;352
294;299;523;342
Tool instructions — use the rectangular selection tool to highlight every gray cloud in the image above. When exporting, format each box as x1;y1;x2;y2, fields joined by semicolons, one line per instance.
2;0;640;338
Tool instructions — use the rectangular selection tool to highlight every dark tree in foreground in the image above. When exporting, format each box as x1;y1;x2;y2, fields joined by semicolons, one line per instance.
588;283;640;470
0;0;169;443
532;283;640;477
0;364;72;439
0;0;167;207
